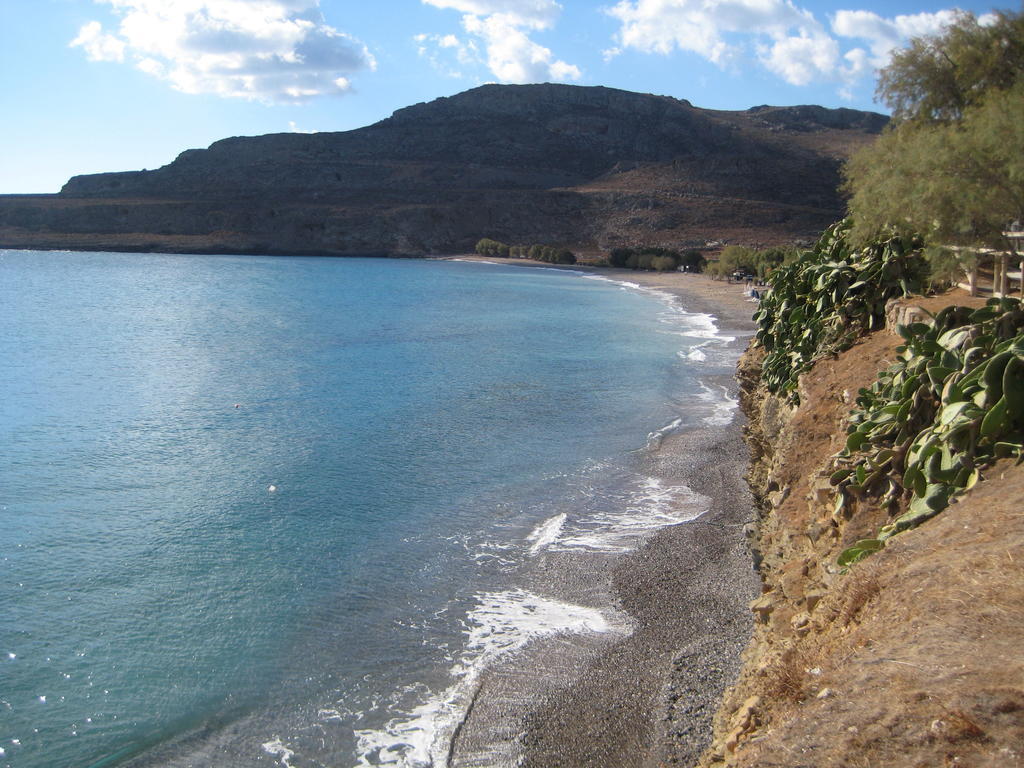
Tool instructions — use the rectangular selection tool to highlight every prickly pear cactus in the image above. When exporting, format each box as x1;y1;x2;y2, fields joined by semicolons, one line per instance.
755;220;925;403
833;298;1024;566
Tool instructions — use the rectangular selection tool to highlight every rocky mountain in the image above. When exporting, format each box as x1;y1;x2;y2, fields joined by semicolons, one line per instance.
0;84;887;255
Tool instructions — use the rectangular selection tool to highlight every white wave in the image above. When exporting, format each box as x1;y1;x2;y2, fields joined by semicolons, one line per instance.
550;476;708;554
681;341;712;362
262;737;296;768
696;381;738;426
353;590;612;768
577;273;738;353
526;513;567;555
645;417;683;450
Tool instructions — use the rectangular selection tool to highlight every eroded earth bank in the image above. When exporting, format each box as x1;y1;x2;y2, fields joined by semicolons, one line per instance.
701;292;1024;768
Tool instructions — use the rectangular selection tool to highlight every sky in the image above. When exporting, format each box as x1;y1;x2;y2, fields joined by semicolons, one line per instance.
0;0;1005;194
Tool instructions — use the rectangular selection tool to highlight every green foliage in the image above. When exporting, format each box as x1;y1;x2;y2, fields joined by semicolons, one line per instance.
608;247;632;268
845;10;1024;249
877;10;1024;124
836;538;884;568
475;238;510;257
923;245;976;291
679;249;707;272
754;220;925;402
475;240;576;264
604;246;689;272
845;81;1024;248
517;243;576;265
704;260;729;280
719;245;756;274
754;246;797;280
833;298;1024;565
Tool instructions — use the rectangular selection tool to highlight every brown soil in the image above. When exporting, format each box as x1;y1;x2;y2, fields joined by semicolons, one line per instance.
702;290;1024;767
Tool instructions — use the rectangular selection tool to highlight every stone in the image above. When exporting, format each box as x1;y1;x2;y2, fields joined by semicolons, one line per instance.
750;593;778;623
804;588;828;612
725;695;762;752
790;611;812;636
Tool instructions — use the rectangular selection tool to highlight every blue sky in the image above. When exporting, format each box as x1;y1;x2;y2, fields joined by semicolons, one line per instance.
0;0;1003;193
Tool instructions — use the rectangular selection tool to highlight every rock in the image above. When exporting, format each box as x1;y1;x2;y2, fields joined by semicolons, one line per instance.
790;611;812;636
804;587;828;612
779;559;809;602
724;695;762;753
750;593;778;623
886;300;935;334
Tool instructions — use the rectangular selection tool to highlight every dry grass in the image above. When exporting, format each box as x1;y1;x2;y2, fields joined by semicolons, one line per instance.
941;707;988;743
761;645;816;703
838;562;884;626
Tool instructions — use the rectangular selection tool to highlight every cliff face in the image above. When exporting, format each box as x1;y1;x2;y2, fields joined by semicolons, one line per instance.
701;295;1024;767
0;84;885;256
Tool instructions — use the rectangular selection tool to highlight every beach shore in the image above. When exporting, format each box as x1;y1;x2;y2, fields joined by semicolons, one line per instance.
447;257;761;767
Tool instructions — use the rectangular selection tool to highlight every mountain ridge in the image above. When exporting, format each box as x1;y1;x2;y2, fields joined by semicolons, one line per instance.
0;83;887;256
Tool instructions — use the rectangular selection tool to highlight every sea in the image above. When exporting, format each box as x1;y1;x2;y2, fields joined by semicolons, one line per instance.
0;250;743;768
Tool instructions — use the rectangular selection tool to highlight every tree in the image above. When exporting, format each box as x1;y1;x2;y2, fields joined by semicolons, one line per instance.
718;245;756;274
679;249;707;272
652;255;676;271
846;78;1024;248
844;10;1024;249
608;247;632;268
877;11;1024;124
475;238;510;256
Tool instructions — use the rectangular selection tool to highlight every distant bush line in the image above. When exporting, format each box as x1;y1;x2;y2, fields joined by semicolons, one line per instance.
702;245;800;281
606;247;705;272
475;238;576;265
474;238;804;278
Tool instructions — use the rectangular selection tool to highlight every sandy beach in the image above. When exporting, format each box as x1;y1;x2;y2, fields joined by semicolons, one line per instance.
446;257;761;767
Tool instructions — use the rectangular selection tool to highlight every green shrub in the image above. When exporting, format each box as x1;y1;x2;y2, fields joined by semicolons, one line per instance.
475;238;509;257
755;220;926;402
832;298;1024;564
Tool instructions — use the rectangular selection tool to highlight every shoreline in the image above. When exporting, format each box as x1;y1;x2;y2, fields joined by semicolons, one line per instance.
448;257;761;767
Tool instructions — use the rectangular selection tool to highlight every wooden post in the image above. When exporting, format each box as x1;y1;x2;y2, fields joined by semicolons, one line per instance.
969;263;978;296
1001;228;1024;298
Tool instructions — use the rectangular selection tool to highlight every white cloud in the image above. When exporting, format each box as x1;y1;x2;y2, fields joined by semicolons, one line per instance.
607;0;816;67
606;0;968;95
832;9;958;66
419;0;580;83
70;0;375;103
758;31;839;86
70;20;127;62
422;0;559;28
414;32;481;77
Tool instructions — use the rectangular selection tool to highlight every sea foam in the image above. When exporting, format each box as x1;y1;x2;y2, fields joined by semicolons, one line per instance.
696;381;739;426
547;476;708;554
353;590;612;767
526;513;567;555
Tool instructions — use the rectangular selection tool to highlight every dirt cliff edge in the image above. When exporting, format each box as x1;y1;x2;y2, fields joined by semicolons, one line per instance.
700;300;1024;767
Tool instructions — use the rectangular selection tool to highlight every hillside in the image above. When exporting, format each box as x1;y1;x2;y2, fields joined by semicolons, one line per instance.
0;84;885;256
699;273;1024;767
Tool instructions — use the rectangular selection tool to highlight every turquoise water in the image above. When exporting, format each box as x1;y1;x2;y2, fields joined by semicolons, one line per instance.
0;251;737;767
